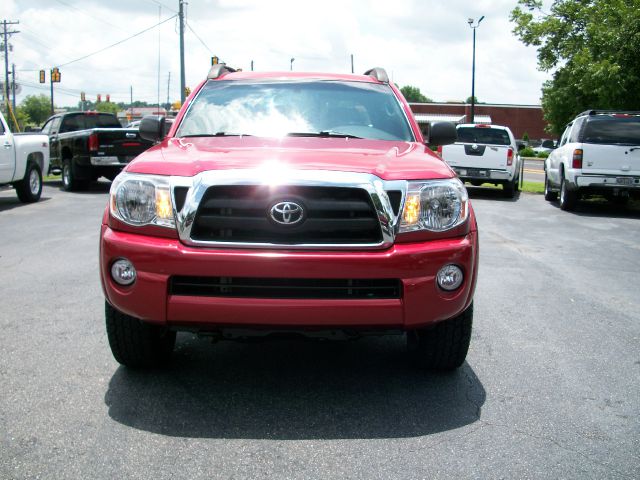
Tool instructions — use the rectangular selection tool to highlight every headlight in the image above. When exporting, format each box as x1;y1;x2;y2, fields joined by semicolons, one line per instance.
110;173;175;228
399;179;468;232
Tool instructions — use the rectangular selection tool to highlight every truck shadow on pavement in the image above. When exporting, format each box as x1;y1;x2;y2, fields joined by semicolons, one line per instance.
105;335;485;439
44;179;112;194
546;199;640;219
0;194;52;212
466;186;521;202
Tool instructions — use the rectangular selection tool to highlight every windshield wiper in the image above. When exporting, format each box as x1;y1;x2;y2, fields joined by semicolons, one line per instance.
286;131;362;139
180;132;253;138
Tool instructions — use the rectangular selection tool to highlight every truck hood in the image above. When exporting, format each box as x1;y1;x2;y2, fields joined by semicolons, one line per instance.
125;136;453;181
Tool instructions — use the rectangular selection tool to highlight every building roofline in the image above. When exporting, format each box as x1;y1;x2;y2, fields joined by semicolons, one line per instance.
409;102;542;109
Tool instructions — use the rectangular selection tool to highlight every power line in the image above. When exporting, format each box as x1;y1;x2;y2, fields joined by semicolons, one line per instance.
143;0;178;14
56;14;177;68
186;21;212;53
53;0;128;33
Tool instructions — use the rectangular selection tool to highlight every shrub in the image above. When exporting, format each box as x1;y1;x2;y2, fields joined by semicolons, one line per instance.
519;146;536;157
536;151;550;159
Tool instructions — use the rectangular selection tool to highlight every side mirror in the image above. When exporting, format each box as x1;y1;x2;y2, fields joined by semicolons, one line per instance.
427;121;457;147
139;115;166;143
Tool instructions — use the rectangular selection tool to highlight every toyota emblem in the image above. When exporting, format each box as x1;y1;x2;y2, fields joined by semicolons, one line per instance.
269;201;305;225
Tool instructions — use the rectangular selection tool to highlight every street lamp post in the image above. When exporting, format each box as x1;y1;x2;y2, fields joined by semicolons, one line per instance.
468;16;484;124
290;58;295;71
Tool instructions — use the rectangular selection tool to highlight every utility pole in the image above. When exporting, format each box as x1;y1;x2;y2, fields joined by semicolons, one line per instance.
11;62;16;114
350;54;354;74
2;19;20;123
166;71;171;107
50;68;54;114
179;0;186;104
251;60;254;72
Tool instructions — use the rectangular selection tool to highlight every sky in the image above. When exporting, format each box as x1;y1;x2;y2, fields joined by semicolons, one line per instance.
4;0;551;108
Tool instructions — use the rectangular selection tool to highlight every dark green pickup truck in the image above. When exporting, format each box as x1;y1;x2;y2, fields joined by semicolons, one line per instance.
41;111;154;191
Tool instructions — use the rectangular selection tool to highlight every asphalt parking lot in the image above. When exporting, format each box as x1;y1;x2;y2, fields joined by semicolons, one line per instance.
1;181;639;479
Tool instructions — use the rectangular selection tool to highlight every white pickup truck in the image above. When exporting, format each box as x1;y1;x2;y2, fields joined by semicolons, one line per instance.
0;112;50;203
544;110;640;210
439;124;522;198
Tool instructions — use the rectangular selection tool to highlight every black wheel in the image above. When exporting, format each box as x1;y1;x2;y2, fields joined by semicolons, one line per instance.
544;172;558;201
407;303;473;371
105;302;176;368
61;158;88;192
559;174;578;211
15;162;42;203
503;180;516;198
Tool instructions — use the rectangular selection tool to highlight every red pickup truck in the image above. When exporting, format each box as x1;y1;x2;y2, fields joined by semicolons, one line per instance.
99;66;479;371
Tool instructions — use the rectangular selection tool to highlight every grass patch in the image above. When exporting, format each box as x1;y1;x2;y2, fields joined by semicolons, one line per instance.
44;174;60;181
520;181;544;194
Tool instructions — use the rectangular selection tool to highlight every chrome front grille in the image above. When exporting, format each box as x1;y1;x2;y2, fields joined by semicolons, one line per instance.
174;170;404;249
190;185;382;245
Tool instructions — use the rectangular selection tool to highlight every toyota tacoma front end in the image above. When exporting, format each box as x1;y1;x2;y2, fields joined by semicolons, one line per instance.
99;66;479;370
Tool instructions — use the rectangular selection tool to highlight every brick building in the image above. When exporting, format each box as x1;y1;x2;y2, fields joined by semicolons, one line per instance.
409;102;550;140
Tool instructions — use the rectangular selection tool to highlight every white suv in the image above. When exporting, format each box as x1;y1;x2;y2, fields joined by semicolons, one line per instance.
544;110;640;210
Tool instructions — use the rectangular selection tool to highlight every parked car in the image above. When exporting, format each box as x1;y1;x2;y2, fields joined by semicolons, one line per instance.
544;110;640;210
439;124;522;198
0;111;50;203
532;139;556;155
41;111;154;191
99;66;478;371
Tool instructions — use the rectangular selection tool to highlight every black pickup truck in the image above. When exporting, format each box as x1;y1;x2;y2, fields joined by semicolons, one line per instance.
41;112;154;191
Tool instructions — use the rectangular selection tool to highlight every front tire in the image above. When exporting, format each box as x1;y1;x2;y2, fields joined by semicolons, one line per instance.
15;162;42;203
105;302;176;368
407;303;473;371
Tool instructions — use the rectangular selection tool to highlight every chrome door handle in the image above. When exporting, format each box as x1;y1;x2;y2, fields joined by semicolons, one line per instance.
3;142;11;149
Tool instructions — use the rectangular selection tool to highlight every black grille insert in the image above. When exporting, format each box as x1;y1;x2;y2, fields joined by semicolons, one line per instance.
170;276;402;299
190;185;382;244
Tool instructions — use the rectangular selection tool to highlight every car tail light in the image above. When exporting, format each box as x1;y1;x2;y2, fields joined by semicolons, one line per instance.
475;124;490;128
507;148;514;166
88;133;99;152
572;149;583;169
437;145;443;156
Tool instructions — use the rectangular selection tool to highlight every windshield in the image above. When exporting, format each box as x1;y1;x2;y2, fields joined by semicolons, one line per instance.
177;80;414;141
583;116;640;145
457;127;511;146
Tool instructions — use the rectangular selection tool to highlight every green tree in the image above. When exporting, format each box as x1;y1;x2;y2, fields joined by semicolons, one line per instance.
465;96;480;104
511;0;640;135
20;94;52;125
95;101;120;115
400;85;433;103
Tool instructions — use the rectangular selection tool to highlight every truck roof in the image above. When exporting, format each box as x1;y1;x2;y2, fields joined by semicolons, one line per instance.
206;65;390;84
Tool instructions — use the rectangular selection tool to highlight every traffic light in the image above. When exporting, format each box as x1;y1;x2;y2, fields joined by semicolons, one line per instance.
184;86;191;97
211;56;219;65
51;67;61;83
80;91;85;102
39;70;46;83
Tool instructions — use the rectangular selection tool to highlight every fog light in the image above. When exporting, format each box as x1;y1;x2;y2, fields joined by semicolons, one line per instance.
111;259;136;286
437;264;464;291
